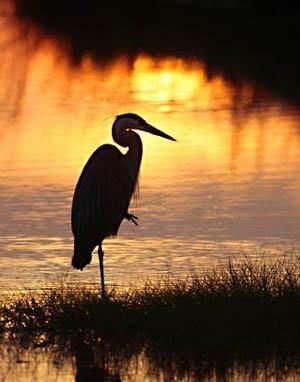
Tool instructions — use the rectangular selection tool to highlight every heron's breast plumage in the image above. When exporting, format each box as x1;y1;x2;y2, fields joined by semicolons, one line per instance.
71;142;142;241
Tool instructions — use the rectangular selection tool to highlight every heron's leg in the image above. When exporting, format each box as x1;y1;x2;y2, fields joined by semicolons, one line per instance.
125;212;139;226
98;246;106;299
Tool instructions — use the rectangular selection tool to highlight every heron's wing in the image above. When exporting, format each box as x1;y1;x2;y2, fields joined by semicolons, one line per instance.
71;144;134;239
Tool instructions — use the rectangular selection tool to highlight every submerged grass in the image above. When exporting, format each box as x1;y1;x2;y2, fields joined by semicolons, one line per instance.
1;257;300;350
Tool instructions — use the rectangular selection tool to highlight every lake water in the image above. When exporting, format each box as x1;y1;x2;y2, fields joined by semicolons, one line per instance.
2;2;300;381
1;343;300;382
1;2;300;293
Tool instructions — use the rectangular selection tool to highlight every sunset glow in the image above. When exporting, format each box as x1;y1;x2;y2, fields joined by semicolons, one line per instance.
0;16;300;294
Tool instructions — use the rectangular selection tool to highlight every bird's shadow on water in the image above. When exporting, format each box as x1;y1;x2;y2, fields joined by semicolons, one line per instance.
1;328;300;380
74;342;121;382
6;301;300;382
43;334;300;381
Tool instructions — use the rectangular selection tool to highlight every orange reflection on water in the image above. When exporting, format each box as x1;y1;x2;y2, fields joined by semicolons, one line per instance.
1;25;300;195
131;54;233;112
1;16;300;292
0;34;300;193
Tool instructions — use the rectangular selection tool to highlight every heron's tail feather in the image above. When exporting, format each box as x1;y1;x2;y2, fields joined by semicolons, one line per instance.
72;237;96;270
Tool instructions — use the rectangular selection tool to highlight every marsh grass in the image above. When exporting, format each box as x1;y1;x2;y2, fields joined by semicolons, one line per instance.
1;256;300;351
1;257;300;381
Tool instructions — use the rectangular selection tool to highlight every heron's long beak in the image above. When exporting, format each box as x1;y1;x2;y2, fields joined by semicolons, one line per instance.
137;123;176;141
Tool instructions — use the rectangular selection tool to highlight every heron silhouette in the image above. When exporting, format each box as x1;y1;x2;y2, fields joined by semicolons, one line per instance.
71;113;176;297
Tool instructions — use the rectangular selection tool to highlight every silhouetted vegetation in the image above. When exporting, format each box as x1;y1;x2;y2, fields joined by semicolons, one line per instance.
1;257;300;380
2;258;300;346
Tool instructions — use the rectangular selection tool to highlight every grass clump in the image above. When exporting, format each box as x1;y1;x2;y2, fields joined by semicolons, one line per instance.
1;257;300;350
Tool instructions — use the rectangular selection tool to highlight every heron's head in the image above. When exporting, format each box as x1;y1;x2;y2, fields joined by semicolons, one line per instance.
112;113;176;145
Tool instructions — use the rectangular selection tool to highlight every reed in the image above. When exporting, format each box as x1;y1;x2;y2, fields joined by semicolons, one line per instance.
1;257;300;350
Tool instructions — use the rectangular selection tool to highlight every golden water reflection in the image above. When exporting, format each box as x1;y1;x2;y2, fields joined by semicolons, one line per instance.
1;11;300;289
0;344;299;382
0;340;299;382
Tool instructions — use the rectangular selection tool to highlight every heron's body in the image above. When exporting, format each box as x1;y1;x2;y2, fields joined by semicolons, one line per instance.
71;113;175;297
72;136;142;270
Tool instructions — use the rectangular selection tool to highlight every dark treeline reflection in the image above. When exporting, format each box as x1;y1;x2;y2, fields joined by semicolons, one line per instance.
13;0;300;105
6;334;300;381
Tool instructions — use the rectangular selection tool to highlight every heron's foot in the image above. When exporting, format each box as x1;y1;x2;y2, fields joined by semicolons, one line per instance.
125;212;139;226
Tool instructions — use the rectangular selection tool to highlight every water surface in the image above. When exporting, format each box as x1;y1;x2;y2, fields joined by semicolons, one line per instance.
1;341;300;382
1;4;300;290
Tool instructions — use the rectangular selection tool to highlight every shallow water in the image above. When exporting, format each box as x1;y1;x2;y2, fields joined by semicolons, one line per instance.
1;2;300;291
2;2;300;381
1;342;300;382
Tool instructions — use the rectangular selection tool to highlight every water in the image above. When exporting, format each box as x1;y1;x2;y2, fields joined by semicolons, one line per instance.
1;3;300;292
0;349;299;382
2;2;300;381
1;341;300;382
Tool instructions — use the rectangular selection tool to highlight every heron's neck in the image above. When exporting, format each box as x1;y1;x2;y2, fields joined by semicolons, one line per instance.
112;127;143;169
125;132;143;169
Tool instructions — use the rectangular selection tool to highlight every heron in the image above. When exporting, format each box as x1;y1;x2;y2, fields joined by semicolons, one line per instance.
71;113;176;297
